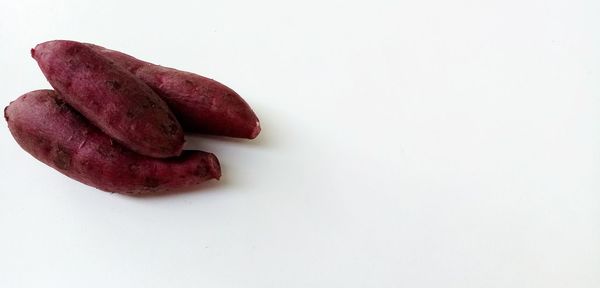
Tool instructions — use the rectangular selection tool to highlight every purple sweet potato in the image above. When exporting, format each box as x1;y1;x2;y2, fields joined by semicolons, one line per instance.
86;43;261;139
5;90;220;195
32;40;184;158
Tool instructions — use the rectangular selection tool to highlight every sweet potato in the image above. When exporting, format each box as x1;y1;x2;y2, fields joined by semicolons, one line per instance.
32;40;184;158
4;90;220;195
86;43;261;139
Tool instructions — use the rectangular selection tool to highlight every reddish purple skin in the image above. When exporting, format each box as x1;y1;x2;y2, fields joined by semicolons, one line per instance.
32;40;185;158
87;43;261;139
5;90;220;195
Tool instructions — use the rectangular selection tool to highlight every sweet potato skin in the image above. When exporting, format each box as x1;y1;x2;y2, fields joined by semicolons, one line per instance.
32;40;184;158
5;90;220;195
87;43;261;139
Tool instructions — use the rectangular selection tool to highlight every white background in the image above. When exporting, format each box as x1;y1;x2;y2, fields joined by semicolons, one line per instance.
1;0;599;287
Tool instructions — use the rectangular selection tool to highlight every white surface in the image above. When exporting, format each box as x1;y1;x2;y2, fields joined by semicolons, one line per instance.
1;0;599;287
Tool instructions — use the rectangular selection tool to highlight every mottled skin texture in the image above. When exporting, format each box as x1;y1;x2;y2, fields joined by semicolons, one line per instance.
86;43;261;139
5;90;220;195
32;40;184;158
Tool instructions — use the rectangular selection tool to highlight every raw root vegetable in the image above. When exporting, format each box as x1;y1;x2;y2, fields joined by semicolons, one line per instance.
5;90;220;195
32;40;184;158
87;43;261;139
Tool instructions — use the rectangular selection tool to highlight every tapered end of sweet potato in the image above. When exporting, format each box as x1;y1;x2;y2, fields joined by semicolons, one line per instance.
249;120;261;139
207;153;222;180
4;105;9;122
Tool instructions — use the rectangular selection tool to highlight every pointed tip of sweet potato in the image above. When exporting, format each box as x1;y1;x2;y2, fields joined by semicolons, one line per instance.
4;105;9;122
208;153;222;180
249;120;261;139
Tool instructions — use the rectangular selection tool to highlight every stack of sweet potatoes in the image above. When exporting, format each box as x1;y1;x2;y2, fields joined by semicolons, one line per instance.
4;40;260;195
